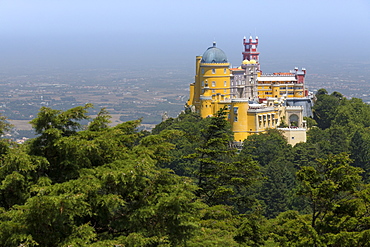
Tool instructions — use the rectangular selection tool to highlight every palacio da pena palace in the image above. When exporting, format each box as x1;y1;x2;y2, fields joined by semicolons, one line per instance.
187;36;314;146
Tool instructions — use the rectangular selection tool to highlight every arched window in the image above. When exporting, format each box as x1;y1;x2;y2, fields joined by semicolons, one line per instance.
289;114;299;127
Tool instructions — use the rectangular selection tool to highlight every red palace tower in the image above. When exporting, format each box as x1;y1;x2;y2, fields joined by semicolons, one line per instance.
242;36;260;71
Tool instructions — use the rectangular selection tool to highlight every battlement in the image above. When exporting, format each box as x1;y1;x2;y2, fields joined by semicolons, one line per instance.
262;73;295;77
243;35;259;45
286;106;304;109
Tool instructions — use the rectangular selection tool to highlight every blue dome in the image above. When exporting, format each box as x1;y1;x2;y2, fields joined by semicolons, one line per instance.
201;42;228;63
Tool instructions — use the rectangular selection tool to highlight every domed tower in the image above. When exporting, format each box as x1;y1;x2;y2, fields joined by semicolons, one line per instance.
189;42;231;117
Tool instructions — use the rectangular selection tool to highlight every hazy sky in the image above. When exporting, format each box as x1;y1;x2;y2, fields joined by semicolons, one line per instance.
1;0;369;73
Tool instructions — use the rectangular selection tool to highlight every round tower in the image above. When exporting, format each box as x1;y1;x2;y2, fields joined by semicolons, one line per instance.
230;99;250;142
194;42;230;114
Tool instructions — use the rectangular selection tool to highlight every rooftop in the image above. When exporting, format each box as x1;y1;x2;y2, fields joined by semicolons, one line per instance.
200;42;228;64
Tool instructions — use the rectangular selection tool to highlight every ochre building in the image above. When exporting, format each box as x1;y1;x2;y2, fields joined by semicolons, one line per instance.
187;37;310;146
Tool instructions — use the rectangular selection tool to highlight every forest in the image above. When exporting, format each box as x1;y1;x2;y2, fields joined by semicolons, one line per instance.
1;89;370;246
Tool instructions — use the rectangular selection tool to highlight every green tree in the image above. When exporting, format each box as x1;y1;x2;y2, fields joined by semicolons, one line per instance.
239;129;295;217
304;116;317;128
240;129;291;167
332;97;370;135
296;153;363;233
0;146;49;209
307;126;350;156
187;205;240;246
259;158;296;218
28;104;93;182
350;130;370;182
0;114;13;156
193;108;261;208
0;113;12;136
292;142;321;168
234;213;267;246
313;90;342;130
269;210;321;246
0;109;205;246
87;107;111;131
152;111;206;177
316;88;328;96
327;126;350;154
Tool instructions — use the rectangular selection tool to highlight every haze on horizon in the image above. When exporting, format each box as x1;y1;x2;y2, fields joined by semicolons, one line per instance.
1;0;369;75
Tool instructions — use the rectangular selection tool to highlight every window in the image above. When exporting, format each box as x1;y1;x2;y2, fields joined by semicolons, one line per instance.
224;89;227;93
224;68;227;74
224;81;227;87
201;68;204;74
201;81;204;87
212;90;215;93
212;81;216;87
212;69;215;74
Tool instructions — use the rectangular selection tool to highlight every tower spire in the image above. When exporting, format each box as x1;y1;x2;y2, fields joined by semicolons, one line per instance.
242;35;260;71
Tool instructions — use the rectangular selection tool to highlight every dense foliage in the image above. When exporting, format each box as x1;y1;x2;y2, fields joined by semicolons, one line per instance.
1;89;370;246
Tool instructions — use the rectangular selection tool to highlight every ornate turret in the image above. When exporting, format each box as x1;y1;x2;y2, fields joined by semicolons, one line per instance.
242;36;260;71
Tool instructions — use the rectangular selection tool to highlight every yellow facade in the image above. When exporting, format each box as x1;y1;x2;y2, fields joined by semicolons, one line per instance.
230;100;281;142
199;64;230;99
257;82;305;99
257;72;306;99
187;42;308;145
229;99;250;142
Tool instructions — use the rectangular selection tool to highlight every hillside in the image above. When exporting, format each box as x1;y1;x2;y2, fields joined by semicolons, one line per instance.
1;89;370;246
